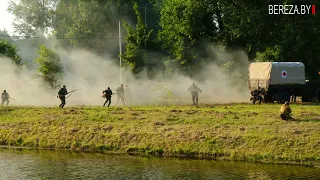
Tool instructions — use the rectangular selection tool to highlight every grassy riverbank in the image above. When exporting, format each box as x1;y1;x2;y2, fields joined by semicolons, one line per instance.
1;104;320;166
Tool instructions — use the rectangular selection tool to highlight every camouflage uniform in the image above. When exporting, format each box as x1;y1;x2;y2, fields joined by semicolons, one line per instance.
1;90;9;106
188;83;202;105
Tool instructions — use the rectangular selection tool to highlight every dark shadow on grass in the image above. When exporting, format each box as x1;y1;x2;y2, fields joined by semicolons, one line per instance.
299;103;320;106
0;107;16;116
290;118;320;123
0;108;15;111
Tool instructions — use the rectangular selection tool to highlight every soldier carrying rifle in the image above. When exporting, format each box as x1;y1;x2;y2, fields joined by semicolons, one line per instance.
102;87;113;107
57;85;76;108
1;90;10;106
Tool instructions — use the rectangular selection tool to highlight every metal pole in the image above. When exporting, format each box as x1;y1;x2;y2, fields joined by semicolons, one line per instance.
119;21;122;85
145;4;147;26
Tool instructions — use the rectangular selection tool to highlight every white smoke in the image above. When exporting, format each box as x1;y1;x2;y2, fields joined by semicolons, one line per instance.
0;46;250;107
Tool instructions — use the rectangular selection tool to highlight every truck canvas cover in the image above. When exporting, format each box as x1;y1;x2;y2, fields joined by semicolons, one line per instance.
249;62;306;88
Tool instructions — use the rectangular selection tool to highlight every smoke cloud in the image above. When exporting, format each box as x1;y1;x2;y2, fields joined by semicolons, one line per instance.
0;45;250;107
0;57;56;106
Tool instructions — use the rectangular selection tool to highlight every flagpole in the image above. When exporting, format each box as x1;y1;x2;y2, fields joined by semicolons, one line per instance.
119;21;122;85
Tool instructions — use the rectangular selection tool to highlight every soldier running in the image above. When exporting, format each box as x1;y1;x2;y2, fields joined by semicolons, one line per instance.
58;85;68;108
251;87;264;104
1;90;10;106
116;84;126;106
188;83;202;105
102;87;113;107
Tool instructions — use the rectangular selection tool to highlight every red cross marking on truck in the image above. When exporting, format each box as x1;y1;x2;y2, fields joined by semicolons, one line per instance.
281;70;287;78
282;71;286;77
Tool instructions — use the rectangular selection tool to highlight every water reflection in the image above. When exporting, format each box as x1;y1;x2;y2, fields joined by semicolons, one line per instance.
0;148;319;180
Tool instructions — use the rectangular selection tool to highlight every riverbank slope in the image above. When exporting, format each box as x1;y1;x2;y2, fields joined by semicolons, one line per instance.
1;104;320;165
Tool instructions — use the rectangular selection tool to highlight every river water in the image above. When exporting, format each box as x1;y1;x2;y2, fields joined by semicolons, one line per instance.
0;148;319;180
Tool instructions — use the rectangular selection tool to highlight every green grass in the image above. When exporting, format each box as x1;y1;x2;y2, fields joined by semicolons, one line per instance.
1;103;320;166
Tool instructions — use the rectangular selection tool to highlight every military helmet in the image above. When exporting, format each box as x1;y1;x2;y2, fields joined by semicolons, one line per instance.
3;90;6;93
107;87;110;89
63;85;66;88
285;101;289;105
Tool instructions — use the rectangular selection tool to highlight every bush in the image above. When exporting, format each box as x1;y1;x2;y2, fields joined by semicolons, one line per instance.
35;45;64;88
0;40;22;64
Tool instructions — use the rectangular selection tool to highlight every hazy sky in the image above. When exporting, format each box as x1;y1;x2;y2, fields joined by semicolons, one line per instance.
0;0;14;34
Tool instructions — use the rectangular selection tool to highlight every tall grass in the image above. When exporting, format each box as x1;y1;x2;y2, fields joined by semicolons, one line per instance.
0;103;320;165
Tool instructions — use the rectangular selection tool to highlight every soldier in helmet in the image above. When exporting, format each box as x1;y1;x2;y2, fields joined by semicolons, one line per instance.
188;83;202;105
102;87;113;107
116;84;126;106
58;85;68;108
1;90;10;106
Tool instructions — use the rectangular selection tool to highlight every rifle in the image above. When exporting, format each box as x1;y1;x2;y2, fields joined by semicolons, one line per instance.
102;93;118;98
66;94;72;99
9;97;16;101
66;89;77;99
68;89;77;94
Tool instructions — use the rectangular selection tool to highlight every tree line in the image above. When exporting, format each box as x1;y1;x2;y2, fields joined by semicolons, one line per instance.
1;0;319;87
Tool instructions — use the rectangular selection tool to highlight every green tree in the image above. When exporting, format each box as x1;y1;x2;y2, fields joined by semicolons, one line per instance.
122;2;154;74
7;0;320;79
0;40;22;64
35;45;63;88
158;0;320;79
8;0;58;36
250;0;320;79
274;7;320;80
53;0;136;55
158;0;218;76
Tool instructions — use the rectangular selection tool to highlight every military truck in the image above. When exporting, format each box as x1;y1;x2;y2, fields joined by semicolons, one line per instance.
248;62;320;103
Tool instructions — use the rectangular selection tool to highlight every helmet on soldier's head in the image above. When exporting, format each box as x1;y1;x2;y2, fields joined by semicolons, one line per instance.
63;85;66;88
121;84;123;87
3;90;6;93
285;101;289;105
107;87;110;89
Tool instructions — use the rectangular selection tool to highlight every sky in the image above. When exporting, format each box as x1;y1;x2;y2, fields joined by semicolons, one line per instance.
0;0;14;35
